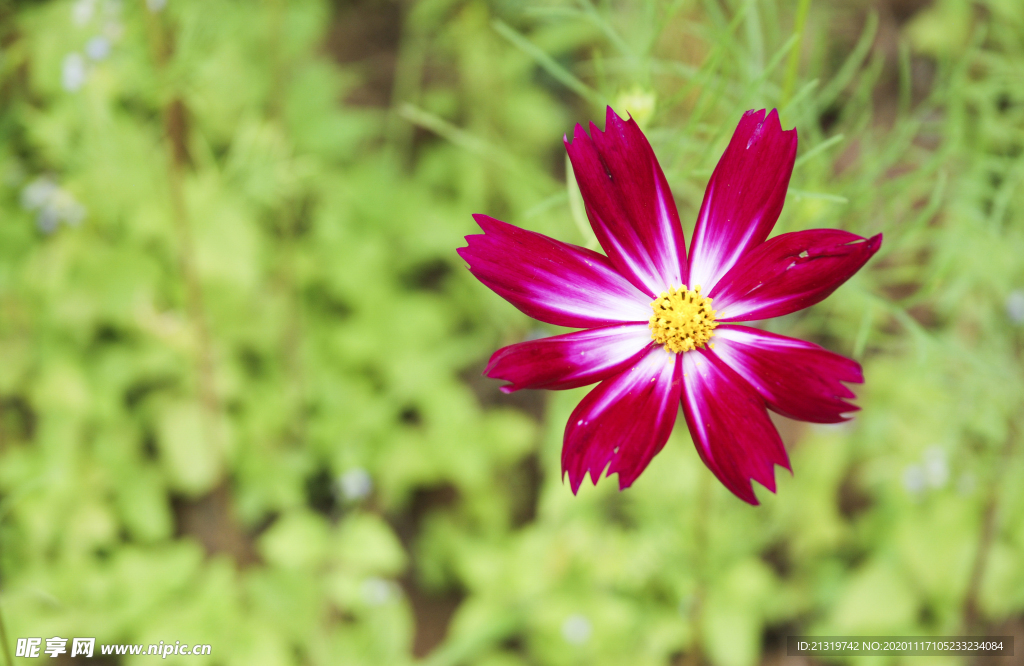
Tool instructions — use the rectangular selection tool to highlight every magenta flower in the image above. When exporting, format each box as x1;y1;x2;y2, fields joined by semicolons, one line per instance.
457;108;881;504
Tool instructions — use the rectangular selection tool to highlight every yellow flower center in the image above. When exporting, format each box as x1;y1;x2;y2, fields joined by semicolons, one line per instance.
649;285;717;354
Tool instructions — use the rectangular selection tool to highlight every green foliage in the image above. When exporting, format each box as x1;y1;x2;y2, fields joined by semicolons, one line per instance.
1;0;1022;665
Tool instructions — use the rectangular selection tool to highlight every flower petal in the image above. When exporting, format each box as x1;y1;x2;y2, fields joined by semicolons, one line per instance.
564;107;687;296
458;214;651;328
688;109;798;291
486;324;653;393
562;346;681;492
710;229;882;321
681;350;790;505
712;325;863;423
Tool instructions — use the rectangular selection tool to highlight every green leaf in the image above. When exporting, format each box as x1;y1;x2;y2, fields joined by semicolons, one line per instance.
156;401;222;496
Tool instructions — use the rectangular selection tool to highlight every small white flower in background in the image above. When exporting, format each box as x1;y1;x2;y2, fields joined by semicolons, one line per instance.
339;468;372;501
37;206;61;234
922;446;948;489
361;577;393;606
561;614;592;645
902;463;926;498
85;36;111;61
72;0;97;25
52;190;87;227
1006;291;1024;325
147;0;167;12
21;176;87;233
902;446;951;499
21;176;58;210
62;53;88;92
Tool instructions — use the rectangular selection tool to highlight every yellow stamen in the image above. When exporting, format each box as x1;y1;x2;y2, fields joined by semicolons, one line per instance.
649;285;717;354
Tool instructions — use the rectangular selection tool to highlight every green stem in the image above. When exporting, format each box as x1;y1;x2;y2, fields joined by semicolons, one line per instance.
781;0;812;106
145;10;223;454
962;421;1017;633
683;471;712;666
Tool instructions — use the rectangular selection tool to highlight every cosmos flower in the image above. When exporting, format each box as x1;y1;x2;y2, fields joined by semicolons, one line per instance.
457;108;881;504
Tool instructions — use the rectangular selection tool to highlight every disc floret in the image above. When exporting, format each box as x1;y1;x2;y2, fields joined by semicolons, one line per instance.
649;285;717;353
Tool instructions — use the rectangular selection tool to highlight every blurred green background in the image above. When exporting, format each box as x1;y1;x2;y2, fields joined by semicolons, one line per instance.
0;0;1022;664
